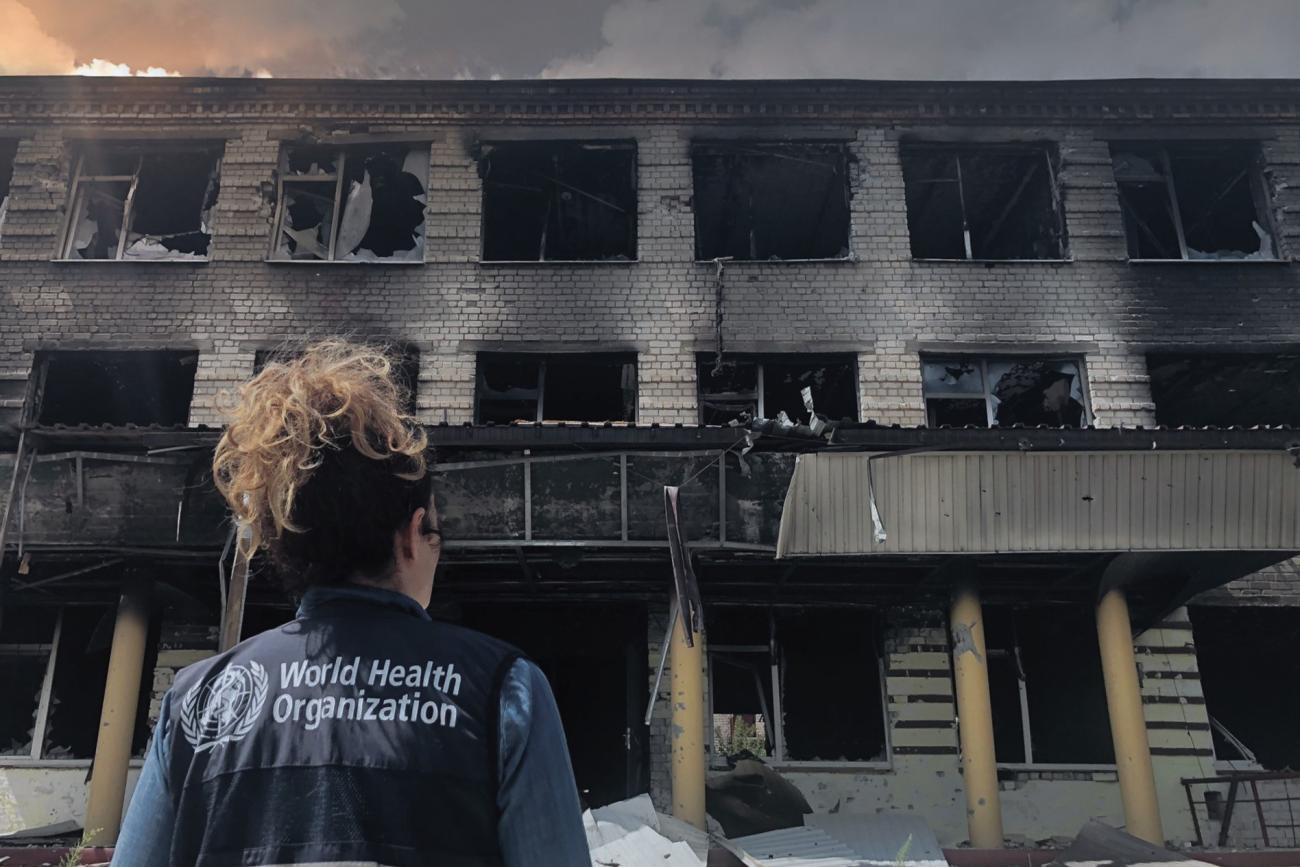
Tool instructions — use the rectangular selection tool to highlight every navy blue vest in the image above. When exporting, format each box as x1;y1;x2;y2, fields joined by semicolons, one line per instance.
163;586;520;867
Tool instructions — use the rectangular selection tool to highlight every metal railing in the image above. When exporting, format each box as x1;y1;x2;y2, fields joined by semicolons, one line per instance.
1182;771;1300;848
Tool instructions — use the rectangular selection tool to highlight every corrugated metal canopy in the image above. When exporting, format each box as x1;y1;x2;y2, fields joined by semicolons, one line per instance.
776;450;1300;557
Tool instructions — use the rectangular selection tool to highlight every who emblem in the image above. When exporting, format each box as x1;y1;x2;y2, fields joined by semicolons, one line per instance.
180;661;268;751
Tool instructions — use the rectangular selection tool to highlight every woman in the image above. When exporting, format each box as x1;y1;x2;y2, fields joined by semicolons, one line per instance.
113;340;589;866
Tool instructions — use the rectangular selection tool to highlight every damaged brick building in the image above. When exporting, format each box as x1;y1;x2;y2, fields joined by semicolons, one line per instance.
1;76;1300;855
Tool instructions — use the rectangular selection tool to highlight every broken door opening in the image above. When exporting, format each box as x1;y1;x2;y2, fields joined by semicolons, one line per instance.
0;138;16;241
901;143;1066;260
922;356;1088;428
697;354;857;426
272;144;429;262
474;353;637;424
1111;144;1277;261
36;350;198;426
1146;353;1300;428
479;141;636;261
692;142;851;261
62;145;222;260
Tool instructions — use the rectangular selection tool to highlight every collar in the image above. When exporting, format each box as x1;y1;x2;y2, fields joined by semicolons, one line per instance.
296;583;432;622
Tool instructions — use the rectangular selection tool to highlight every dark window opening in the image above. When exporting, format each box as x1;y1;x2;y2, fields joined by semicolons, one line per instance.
254;345;420;414
922;357;1087;428
901;144;1065;260
0;138;16;239
697;355;857;426
1147;354;1300;428
475;354;636;423
0;608;59;757
479;141;637;262
708;608;776;766
37;350;198;426
983;606;1114;765
1192;606;1300;771
273;144;428;262
63;145;222;260
692;142;851;261
1111;145;1276;261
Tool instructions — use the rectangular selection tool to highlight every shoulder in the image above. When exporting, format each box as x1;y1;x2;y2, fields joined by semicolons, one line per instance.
427;619;524;662
169;623;296;695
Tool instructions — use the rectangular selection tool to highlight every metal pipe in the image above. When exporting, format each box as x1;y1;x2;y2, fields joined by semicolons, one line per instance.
670;604;707;829
950;581;1005;849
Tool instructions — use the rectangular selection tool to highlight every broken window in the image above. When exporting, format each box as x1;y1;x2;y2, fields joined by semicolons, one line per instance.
272;144;428;262
479;141;636;261
901;144;1066;260
0;608;58;757
692;142;851;261
697;355;858;426
36;350;198;426
0;138;16;241
255;345;420;414
1192;606;1300;771
708;607;888;766
1147;353;1300;428
1111;145;1277;261
922;356;1087;428
475;353;637;423
61;145;222;261
983;606;1114;766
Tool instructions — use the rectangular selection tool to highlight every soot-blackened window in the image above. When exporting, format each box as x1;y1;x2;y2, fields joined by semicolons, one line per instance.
273;144;428;262
696;355;857;425
692;142;851;261
1146;354;1300;428
37;350;198;426
901;144;1066;260
254;346;420;414
0;139;16;241
1111;145;1277;261
475;354;637;424
922;357;1088;428
479;141;637;261
61;145;222;260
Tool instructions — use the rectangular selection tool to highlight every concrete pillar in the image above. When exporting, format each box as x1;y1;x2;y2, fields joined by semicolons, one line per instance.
1096;587;1164;845
84;575;152;845
950;582;1004;849
669;610;706;829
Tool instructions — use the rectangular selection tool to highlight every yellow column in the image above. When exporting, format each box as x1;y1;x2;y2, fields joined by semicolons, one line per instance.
84;575;152;845
1096;587;1164;845
669;609;707;829
950;583;1004;849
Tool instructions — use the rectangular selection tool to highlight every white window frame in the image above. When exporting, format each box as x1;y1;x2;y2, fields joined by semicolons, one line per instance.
473;353;638;424
921;356;1092;428
0;610;62;761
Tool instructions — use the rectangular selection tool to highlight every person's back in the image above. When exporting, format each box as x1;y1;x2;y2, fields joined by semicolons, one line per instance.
111;341;589;867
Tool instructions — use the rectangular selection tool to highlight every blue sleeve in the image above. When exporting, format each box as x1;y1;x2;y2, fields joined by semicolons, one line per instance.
497;658;590;867
110;697;176;866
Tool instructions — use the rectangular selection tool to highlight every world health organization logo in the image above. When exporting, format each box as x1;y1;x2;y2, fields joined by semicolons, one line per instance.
180;661;268;751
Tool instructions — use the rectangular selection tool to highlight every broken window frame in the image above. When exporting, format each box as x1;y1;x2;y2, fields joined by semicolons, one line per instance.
58;145;222;262
478;139;638;263
473;352;638;424
0;610;62;762
921;356;1091;429
33;349;199;427
0;138;16;244
900;142;1067;261
706;607;892;769
269;143;429;263
1111;143;1280;262
695;354;860;426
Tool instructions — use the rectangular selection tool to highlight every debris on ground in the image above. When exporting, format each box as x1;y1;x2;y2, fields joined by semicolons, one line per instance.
1045;820;1218;867
706;758;813;838
584;794;708;867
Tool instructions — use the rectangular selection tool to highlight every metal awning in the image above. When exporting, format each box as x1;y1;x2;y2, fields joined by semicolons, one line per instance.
776;450;1300;557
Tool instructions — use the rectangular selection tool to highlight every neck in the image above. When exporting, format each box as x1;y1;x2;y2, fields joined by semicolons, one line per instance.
349;570;432;610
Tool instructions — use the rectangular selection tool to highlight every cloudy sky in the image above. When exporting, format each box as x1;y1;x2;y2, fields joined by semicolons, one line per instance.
2;0;1300;79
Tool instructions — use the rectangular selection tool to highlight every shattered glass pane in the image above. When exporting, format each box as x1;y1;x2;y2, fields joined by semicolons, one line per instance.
124;151;220;259
69;180;130;259
698;358;760;425
476;356;541;424
0;139;15;240
285;146;338;176
988;359;1086;427
761;358;857;423
347;148;427;261
277;181;336;260
1173;151;1273;260
922;359;983;394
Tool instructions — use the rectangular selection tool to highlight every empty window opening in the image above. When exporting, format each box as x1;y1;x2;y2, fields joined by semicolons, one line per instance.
708;607;888;765
697;355;858;426
0;139;16;241
922;356;1087;428
901;144;1065;260
255;345;420;414
479;141;637;262
1192;606;1300;771
273;144;428;262
37;350;198;426
475;354;636;424
62;145;222;261
692;142;851;261
983;606;1114;766
1111;145;1277;261
1147;353;1300;428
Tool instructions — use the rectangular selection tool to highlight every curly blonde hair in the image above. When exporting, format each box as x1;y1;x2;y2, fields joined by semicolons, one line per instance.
213;340;429;579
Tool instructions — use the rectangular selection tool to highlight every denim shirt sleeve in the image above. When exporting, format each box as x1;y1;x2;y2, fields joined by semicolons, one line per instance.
497;658;591;867
110;696;176;867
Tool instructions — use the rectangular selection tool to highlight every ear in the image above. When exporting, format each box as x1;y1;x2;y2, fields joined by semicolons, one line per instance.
397;507;426;562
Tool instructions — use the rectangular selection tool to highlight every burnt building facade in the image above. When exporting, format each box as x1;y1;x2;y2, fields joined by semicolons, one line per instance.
1;76;1299;853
